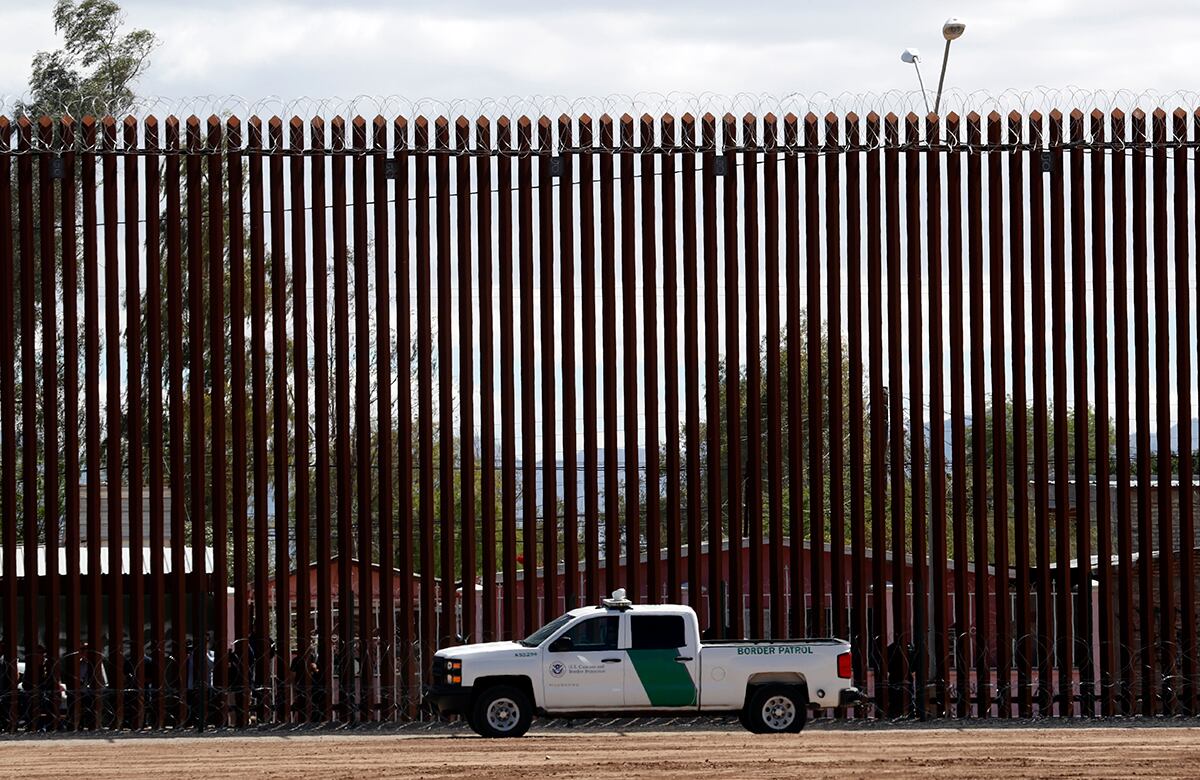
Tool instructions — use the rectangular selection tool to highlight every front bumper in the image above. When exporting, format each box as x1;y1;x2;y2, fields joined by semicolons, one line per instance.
424;683;472;716
838;687;864;707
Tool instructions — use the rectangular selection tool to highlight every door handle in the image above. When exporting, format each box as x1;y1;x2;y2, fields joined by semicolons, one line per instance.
601;658;622;664
674;656;693;663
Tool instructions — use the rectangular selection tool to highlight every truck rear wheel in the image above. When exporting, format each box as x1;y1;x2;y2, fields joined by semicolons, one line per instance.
470;685;533;738
743;685;806;734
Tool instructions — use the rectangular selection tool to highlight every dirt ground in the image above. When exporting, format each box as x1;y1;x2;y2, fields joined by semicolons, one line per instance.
2;724;1200;779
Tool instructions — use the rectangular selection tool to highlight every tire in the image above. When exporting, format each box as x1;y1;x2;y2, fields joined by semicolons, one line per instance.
469;685;533;738
737;706;759;733
743;685;807;734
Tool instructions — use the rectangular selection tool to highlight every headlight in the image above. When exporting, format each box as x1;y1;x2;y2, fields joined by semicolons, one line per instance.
447;659;462;685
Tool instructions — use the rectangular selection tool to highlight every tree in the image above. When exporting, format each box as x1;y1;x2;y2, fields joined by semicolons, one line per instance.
8;0;157;545
665;313;879;553
663;313;1121;566
19;0;157;120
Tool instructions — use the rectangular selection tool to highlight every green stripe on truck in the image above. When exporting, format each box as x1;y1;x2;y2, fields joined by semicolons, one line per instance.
626;649;697;707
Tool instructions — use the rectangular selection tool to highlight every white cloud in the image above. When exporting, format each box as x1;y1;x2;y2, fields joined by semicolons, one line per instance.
4;1;1200;104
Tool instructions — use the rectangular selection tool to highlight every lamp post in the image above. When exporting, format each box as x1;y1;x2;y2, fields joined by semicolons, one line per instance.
901;17;967;117
901;48;931;116
934;18;967;116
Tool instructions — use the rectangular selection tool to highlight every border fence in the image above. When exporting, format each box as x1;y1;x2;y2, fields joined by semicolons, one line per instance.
1;102;1200;730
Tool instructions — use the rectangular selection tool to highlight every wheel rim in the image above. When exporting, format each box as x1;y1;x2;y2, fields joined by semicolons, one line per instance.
761;694;796;731
486;697;520;732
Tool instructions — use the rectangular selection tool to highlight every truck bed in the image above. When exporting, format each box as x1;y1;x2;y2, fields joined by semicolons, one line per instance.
702;637;846;646
698;638;851;710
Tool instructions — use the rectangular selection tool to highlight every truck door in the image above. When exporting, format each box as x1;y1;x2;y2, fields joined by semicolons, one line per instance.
623;614;699;709
541;615;624;710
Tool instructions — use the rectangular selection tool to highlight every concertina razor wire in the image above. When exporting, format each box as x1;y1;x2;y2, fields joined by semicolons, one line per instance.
3;88;1200;154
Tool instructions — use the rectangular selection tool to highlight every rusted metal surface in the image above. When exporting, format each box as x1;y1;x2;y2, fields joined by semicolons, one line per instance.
805;114;825;641
332;115;356;717
946;112;970;720
1069;110;1093;717
104;116;124;727
61;116;83;729
966;112;989;719
477;118;497;639
845;113;867;691
703;113;723;639
784;112;803;641
599;114;618;600
456;118;474;646
764;113;786;642
722;114;742;638
0;108;1197;731
826;112;845;660
1151;110;1176;716
559;115;578;611
1180;109;1199;717
884;114;906;704
681;113;702;622
435;117;455;656
744;114;763;639
1112;108;1136;716
641;114;661;609
577;115;598;609
228;116;249;725
904;112;926;720
268;117;288;724
393;115;414;709
1;118;17;729
621;114;640;607
208;116;228;728
987;112;1009;718
40;118;61;729
539;117;558;624
661;115;682;608
310;116;331;723
1009;110;1032;719
1132;109;1156;716
1089;109;1113;718
497;117;518;639
289;117;310;723
865;111;887;712
517;117;536;638
925;113;948;718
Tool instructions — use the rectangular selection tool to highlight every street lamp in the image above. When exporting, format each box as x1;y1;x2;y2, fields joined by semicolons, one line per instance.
901;17;967;116
934;18;966;116
900;48;931;116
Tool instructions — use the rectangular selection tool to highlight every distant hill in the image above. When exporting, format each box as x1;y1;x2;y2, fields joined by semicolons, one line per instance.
1145;418;1200;455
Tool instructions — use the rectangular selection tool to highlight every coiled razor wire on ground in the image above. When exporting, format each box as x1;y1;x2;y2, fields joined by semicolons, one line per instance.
4;88;1200;154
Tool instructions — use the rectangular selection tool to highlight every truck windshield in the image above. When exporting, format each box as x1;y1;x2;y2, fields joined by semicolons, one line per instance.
518;613;574;647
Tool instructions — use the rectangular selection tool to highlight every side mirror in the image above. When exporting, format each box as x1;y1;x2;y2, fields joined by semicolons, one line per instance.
549;635;573;653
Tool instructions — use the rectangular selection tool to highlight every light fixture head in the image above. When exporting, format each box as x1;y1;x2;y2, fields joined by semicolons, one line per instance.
901;47;921;64
942;17;966;41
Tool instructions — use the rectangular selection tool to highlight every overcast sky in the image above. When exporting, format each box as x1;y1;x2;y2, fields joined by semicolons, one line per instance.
2;0;1200;107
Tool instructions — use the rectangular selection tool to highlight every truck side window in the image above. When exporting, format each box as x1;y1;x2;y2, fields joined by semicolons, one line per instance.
556;616;619;652
630;615;687;650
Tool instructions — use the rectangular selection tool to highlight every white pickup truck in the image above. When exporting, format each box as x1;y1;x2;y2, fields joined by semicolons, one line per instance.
426;590;859;737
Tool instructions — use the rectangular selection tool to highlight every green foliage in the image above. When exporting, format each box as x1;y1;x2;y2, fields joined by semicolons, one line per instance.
9;0;156;544
19;0;157;119
668;313;883;551
657;317;1123;566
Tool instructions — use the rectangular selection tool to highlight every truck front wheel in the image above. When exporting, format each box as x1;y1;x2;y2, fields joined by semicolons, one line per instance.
470;685;533;738
743;685;807;734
